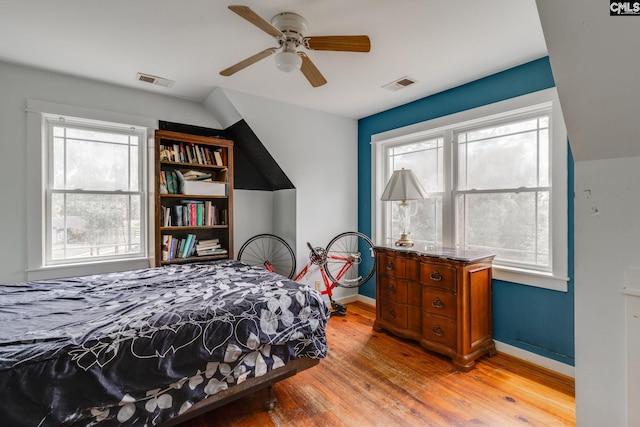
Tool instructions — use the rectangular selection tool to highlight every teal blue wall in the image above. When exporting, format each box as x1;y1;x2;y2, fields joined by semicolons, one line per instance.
357;57;575;365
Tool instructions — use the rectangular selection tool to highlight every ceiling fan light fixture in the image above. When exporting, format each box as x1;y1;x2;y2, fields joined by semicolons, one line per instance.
275;50;302;73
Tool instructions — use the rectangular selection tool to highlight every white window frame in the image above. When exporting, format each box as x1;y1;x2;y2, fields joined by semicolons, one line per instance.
44;116;146;265
372;88;569;292
26;99;156;280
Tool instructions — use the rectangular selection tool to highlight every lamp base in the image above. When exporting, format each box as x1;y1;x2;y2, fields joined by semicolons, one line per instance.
394;233;414;247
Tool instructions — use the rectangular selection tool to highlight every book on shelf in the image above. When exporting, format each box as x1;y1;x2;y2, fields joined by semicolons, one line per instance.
159;170;168;194
161;235;171;261
213;149;223;166
196;238;220;249
182;170;212;181
175;170;186;194
197;247;227;256
181;234;193;258
168;237;178;260
173;205;184;226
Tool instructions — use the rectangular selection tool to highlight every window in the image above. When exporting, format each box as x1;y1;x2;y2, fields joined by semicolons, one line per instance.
373;89;568;291
45;117;145;265
455;114;551;269
26;99;154;280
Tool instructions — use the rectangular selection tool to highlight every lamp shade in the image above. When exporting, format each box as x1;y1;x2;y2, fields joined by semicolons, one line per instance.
275;51;302;73
380;168;428;201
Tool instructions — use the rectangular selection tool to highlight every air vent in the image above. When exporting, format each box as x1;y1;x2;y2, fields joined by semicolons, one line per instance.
136;73;175;88
382;76;417;92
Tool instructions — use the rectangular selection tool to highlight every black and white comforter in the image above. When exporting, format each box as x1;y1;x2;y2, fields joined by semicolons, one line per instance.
0;260;329;426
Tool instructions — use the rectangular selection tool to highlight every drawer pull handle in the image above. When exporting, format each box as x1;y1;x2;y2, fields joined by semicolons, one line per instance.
430;270;443;282
389;284;396;294
389;308;396;318
432;325;444;337
432;297;444;309
386;262;394;271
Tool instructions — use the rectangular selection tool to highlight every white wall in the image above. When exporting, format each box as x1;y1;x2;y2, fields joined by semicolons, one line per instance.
233;190;275;258
0;60;221;284
273;188;297;252
574;156;640;427
222;88;359;300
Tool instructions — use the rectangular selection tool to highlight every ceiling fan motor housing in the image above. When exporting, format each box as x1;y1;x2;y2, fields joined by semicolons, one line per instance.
271;12;308;46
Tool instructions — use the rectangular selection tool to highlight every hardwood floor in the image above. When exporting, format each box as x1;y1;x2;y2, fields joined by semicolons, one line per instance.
179;302;575;426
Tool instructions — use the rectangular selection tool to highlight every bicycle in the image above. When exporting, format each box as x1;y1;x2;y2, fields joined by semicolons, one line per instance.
237;231;375;315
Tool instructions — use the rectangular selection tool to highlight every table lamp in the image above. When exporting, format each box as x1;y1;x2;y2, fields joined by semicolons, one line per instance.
380;168;428;247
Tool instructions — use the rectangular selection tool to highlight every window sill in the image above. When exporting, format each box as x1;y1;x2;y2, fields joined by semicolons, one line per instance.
26;257;151;281
492;265;569;292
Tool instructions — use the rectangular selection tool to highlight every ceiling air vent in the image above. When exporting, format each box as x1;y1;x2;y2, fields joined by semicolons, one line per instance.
382;76;417;92
136;73;175;88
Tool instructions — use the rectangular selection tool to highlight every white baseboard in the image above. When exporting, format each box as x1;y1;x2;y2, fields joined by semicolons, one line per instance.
494;341;575;378
355;294;376;306
346;295;574;378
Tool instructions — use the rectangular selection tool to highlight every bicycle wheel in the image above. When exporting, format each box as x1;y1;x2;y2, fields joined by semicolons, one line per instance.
237;234;296;279
323;232;375;288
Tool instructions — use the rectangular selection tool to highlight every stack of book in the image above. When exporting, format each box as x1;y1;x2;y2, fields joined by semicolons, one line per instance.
196;239;228;257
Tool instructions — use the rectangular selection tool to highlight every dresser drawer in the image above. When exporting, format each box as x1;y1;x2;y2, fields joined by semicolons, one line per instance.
378;252;408;278
422;313;457;349
423;288;457;320
379;298;408;329
420;263;456;292
379;275;407;303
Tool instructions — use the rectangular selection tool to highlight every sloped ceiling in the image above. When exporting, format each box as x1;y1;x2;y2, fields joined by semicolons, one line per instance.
536;0;640;161
0;1;547;119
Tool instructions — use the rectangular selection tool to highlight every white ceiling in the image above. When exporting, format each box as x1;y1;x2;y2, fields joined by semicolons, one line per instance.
0;0;547;119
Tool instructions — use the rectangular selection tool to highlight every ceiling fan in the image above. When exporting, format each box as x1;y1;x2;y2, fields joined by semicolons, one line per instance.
220;5;371;87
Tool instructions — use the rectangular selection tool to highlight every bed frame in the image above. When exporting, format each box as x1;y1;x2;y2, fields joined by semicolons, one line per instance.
160;357;319;426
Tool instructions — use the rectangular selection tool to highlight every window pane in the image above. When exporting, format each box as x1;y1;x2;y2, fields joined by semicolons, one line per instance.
457;115;550;190
130;144;139;191
386;196;442;247
63;139;132;191
66;127;130;144
458;131;539;189
53;137;65;189
537;191;550;266
539;128;550;187
464;118;538;142
456;191;550;268
50;193;142;261
388;137;443;192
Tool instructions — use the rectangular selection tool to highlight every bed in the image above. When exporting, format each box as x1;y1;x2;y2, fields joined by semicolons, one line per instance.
0;260;329;426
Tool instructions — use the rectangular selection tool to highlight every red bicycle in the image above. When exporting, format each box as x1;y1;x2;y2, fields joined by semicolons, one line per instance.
237;231;375;315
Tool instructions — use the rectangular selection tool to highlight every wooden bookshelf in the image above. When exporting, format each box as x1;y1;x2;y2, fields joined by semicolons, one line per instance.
154;130;233;266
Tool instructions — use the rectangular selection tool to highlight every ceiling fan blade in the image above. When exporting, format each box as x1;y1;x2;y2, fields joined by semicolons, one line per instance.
220;48;278;76
298;52;327;87
228;5;284;38
303;35;371;52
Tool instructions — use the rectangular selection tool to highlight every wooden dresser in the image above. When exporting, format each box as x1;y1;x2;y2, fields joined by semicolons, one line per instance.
373;244;495;371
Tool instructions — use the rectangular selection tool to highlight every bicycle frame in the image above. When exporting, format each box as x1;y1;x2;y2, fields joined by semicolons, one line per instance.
262;252;354;299
294;254;353;299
